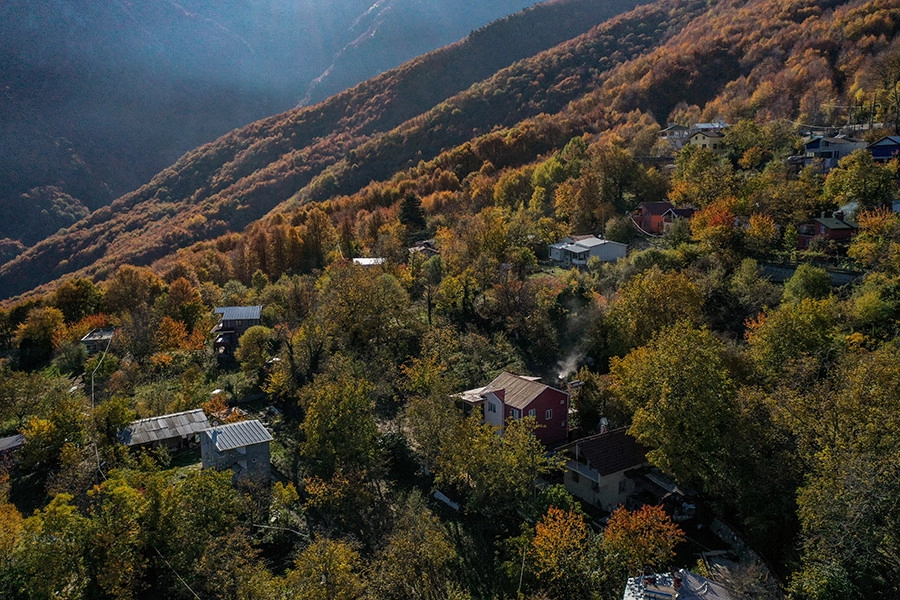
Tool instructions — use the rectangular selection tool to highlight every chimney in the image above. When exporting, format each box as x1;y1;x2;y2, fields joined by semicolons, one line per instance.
833;211;844;221
673;570;683;590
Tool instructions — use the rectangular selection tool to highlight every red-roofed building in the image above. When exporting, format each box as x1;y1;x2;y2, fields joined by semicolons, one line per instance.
459;372;570;446
558;427;650;511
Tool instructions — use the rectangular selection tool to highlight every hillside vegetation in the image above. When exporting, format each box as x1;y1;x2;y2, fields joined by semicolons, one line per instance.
2;0;900;598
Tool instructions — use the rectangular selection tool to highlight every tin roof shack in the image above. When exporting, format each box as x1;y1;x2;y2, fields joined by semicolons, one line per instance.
119;409;211;451
201;419;273;483
549;235;627;267
212;305;262;356
559;427;650;512
797;212;858;250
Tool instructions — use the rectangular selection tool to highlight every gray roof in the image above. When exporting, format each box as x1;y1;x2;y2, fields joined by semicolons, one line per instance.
215;305;262;321
484;372;567;410
0;434;24;453
203;419;273;452
623;570;739;600
119;409;211;446
813;217;857;230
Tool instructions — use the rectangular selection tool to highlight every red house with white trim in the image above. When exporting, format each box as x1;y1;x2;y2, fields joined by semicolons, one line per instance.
458;372;570;446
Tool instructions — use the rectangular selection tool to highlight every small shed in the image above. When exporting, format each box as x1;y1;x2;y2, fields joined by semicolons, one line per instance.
201;419;273;482
119;408;211;450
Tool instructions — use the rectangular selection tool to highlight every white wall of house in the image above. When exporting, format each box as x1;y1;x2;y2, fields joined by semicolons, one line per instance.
563;462;636;512
484;392;504;428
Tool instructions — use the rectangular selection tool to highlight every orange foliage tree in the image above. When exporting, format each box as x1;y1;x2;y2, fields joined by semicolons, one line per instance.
601;504;684;574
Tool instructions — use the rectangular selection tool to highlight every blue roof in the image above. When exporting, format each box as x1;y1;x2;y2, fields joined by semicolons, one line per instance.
215;305;262;321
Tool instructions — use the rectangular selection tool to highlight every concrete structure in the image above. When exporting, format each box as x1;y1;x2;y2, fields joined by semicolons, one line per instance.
352;257;386;267
80;327;115;354
549;235;627;266
212;305;262;356
559;427;649;511
119;408;211;451
458;372;569;447
623;570;739;600
201;419;273;482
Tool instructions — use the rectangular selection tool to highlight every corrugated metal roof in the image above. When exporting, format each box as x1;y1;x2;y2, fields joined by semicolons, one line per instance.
485;372;566;410
0;434;24;453
119;409;211;446
203;419;273;451
214;305;262;321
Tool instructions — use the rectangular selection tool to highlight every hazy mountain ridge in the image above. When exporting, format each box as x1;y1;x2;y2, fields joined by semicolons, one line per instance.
2;0;898;300
0;0;550;246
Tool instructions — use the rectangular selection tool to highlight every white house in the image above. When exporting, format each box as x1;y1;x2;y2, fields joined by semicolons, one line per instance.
549;235;627;266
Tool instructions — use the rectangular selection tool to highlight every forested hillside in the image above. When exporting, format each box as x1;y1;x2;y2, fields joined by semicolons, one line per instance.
0;0;574;247
2;0;900;598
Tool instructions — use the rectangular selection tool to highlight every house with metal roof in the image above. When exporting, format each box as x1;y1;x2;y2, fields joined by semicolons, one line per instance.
80;327;116;354
212;305;263;356
201;419;273;482
0;434;25;458
460;372;570;446
558;427;650;512
119;408;211;450
549;235;627;266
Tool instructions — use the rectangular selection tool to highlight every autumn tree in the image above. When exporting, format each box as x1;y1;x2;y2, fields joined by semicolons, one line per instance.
52;278;102;324
16;306;66;369
530;506;599;600
601;505;684;574
606;266;704;352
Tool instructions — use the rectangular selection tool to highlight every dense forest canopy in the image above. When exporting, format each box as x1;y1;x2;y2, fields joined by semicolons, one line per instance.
2;0;900;598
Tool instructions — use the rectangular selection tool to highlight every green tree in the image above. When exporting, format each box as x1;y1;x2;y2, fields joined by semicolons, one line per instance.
299;356;379;478
52;278;102;324
235;325;277;382
783;264;831;303
823;150;897;213
607;267;704;351
286;538;364;600
611;322;740;497
16;306;66;369
368;491;457;600
398;192;426;231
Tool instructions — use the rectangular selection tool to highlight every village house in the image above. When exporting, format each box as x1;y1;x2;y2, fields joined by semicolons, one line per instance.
657;124;691;150
0;434;25;459
803;135;866;170
631;202;695;235
558;427;649;512
201;419;273;483
688;130;726;155
549;235;627;266
212;305;263;356
456;372;570;447
118;408;211;451
797;211;858;250
867;135;900;162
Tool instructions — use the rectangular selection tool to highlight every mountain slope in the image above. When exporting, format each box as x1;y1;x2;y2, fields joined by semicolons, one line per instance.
2;0;898;301
0;0;650;299
0;0;548;246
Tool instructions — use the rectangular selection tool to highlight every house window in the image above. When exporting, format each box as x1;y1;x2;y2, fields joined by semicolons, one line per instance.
591;481;600;492
545;409;553;420
618;480;627;493
571;471;580;483
528;409;536;417
511;408;521;419
487;402;496;413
